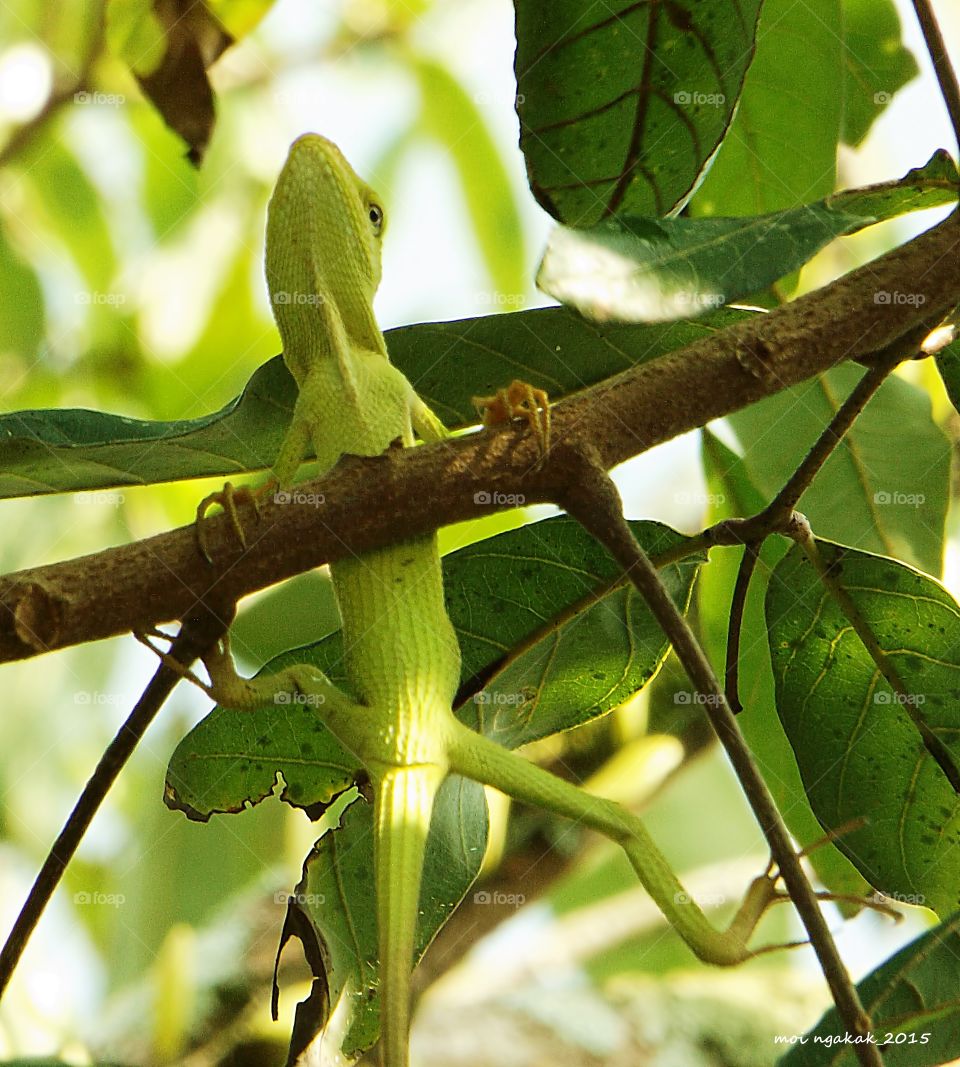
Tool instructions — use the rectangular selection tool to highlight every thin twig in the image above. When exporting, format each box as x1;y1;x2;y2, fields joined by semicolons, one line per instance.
911;0;960;161
557;447;881;1067
724;543;760;714
0;604;230;999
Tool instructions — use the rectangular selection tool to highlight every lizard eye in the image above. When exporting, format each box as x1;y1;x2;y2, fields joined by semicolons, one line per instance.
368;203;384;235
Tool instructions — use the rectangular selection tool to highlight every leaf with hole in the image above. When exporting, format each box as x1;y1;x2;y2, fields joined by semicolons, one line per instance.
166;517;702;818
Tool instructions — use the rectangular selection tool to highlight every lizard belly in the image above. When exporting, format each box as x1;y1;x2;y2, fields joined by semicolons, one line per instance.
330;535;460;767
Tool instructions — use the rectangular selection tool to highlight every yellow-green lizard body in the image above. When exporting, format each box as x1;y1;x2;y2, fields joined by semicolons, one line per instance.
196;134;781;1067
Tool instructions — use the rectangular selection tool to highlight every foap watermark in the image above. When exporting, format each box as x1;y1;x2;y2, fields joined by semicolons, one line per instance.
275;890;326;906
874;91;893;104
473;91;526;107
273;290;324;306
74;90;125;107
674;90;725;107
75;290;126;307
75;490;125;507
673;890;726;907
274;489;326;507
474;690;527;706
274;691;326;707
74;690;123;707
874;290;926;306
476;292;525;309
874;490;923;507
673;490;726;507
474;890;525;908
473;490;525;507
74;890;125;907
674;691;724;706
672;289;726;311
871;890;926;907
874;690;925;707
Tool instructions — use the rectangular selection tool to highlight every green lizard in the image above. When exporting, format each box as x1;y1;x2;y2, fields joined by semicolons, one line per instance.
179;133;783;1067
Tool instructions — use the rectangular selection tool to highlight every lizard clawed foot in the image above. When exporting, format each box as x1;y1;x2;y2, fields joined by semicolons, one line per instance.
196;480;275;564
473;379;551;458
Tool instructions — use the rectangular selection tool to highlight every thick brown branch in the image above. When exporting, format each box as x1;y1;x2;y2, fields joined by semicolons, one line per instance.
0;210;958;664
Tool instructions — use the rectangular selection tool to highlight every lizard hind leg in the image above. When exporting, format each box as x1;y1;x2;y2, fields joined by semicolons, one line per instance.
373;763;446;1067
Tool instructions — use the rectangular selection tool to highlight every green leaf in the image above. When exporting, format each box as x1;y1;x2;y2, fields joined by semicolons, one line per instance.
766;541;960;916
19;139;117;293
452;519;703;747
514;0;764;224
290;774;487;1060
841;0;918;147
537;154;958;323
827;150;959;221
694;0;842;215
536;205;862;323
727;363;950;576
164;691;359;821
413;57;527;301
203;0;272;37
780;913;960;1065
0;357;294;499
105;0;166;75
0;307;757;498
166;517;702;819
0;222;44;359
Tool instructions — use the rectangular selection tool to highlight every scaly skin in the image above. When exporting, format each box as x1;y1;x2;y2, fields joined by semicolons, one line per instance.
195;134;783;1067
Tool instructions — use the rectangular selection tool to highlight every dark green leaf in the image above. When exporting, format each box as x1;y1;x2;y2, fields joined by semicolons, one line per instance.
827;150;959;221
514;0;764;223
537;155;958;323
537;206;862;323
454;519;702;745
767;541;960;915
0;307;756;498
780;913;960;1065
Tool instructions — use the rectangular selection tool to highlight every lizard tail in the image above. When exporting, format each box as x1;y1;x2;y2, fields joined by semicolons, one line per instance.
374;764;444;1067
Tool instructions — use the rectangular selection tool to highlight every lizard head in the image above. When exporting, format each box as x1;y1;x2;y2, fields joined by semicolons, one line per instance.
265;134;388;363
